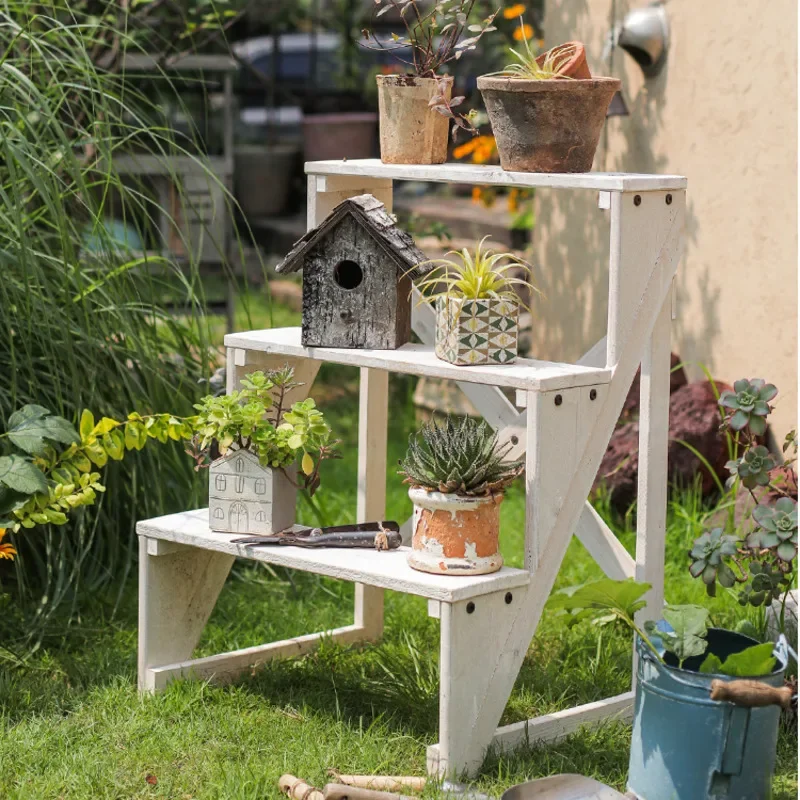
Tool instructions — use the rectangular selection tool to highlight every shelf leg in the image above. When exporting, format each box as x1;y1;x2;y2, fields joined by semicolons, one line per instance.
428;586;529;779
354;367;388;640
138;536;234;693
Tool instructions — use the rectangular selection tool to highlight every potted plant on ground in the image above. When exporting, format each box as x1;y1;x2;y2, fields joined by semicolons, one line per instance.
362;0;497;164
399;415;522;575
549;578;793;800
188;367;338;536
414;235;540;366
477;18;620;173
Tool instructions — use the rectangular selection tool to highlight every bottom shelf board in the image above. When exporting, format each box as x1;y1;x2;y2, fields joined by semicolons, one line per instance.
137;509;530;603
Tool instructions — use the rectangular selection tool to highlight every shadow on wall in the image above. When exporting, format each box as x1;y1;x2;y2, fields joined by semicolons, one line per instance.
530;0;707;367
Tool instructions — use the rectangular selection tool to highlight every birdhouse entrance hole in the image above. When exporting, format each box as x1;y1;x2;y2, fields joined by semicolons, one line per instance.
333;259;363;290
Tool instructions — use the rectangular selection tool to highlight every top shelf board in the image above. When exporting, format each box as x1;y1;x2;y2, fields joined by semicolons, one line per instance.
306;159;687;193
225;327;611;392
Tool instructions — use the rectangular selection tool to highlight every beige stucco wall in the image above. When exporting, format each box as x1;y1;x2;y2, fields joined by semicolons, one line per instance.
530;0;797;442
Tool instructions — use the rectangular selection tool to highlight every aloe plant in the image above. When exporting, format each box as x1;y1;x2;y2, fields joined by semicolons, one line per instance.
399;415;523;496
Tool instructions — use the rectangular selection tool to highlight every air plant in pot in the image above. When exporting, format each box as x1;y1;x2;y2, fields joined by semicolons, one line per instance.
477;17;620;172
415;235;540;366
362;0;497;163
399;415;522;575
187;367;338;536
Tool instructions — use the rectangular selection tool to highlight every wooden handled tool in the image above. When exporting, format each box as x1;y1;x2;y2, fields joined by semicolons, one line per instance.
279;775;324;800
710;679;794;709
233;521;401;550
326;772;426;793
324;783;416;800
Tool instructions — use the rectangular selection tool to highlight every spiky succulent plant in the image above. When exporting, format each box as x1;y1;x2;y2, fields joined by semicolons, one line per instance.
399;415;523;496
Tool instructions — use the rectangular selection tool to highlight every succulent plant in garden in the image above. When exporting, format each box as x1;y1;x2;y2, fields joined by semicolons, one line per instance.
399;415;523;496
688;377;797;614
718;378;777;436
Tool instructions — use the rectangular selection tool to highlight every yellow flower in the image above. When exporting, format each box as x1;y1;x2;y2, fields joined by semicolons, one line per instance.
507;188;519;212
0;529;16;561
503;4;526;19
513;23;534;41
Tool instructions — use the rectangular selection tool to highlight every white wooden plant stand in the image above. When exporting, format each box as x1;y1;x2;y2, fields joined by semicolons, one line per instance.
137;160;686;780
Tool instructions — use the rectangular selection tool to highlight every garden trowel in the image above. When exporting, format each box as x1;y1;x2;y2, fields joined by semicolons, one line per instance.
231;520;402;550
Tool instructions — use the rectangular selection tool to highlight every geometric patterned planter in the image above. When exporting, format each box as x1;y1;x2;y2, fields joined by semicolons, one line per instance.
208;449;297;535
434;296;519;366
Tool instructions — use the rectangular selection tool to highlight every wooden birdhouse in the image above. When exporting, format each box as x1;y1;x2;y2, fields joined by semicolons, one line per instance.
275;194;430;349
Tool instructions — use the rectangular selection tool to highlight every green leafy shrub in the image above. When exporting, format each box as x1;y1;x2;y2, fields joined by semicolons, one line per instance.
399;415;522;496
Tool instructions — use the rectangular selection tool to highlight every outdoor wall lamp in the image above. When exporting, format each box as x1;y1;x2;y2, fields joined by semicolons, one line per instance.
615;2;670;78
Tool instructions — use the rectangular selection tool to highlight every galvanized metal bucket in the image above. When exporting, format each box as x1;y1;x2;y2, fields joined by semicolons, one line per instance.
627;628;789;800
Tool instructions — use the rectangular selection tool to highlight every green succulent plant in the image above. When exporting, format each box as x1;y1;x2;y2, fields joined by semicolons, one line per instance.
689;528;739;595
726;444;777;489
719;378;777;437
752;497;798;562
399;415;523;496
737;561;791;607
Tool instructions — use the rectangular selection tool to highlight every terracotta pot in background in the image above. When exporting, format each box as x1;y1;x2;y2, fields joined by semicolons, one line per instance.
408;488;503;575
376;75;452;164
234;143;297;217
535;41;592;79
477;76;620;173
303;112;378;162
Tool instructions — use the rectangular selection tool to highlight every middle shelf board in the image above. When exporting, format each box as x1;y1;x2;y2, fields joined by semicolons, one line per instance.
138;509;531;603
225;327;611;392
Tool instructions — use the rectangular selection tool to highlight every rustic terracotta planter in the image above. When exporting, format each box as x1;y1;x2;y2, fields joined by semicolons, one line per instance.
408;488;503;575
376;75;452;164
208;449;297;535
535;41;591;79
303;112;378;161
434;296;519;366
477;76;620;173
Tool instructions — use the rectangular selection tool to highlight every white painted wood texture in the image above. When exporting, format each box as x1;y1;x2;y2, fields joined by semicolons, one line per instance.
306;160;687;192
354;367;389;638
224;328;612;392
136;510;530;603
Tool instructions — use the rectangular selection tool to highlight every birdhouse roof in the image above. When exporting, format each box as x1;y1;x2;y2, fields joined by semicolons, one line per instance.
275;194;432;280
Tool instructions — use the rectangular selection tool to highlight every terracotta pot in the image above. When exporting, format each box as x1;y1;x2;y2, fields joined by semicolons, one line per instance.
208;449;297;535
477;76;620;173
376;75;452;164
408;488;503;575
303;112;378;162
535;41;592;79
434;296;519;366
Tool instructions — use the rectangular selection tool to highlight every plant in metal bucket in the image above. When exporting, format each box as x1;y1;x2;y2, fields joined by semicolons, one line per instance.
414;236;540;366
687;378;797;621
400;415;522;576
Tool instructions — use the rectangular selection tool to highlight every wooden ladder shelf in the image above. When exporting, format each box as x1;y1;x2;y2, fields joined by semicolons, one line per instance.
137;159;686;779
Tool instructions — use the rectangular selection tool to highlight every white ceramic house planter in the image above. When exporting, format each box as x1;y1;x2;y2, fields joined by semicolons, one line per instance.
208;449;296;535
408;487;503;575
434;296;519;366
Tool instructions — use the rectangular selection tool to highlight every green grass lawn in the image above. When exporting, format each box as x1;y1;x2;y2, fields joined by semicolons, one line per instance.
1;292;797;799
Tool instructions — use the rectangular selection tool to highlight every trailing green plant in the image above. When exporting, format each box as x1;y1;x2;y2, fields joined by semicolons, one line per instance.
549;578;777;677
399;415;523;496
414;235;540;310
488;19;576;80
688;379;797;610
187;368;339;495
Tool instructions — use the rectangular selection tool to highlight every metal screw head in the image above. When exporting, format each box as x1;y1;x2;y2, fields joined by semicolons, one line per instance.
466;602;476;614
510;435;519;446
634;194;642;206
505;592;513;604
590;388;597;401
666;193;673;205
554;394;563;406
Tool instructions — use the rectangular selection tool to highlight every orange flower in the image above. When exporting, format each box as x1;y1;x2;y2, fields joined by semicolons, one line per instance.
507;188;519;212
0;529;16;561
503;3;526;19
513;23;534;41
471;186;483;203
454;139;479;160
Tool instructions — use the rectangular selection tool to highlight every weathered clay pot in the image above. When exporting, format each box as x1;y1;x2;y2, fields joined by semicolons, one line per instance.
435;296;519;366
303;112;378;161
208;449;297;535
535;41;591;79
477;76;621;173
376;75;452;164
408;488;503;575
